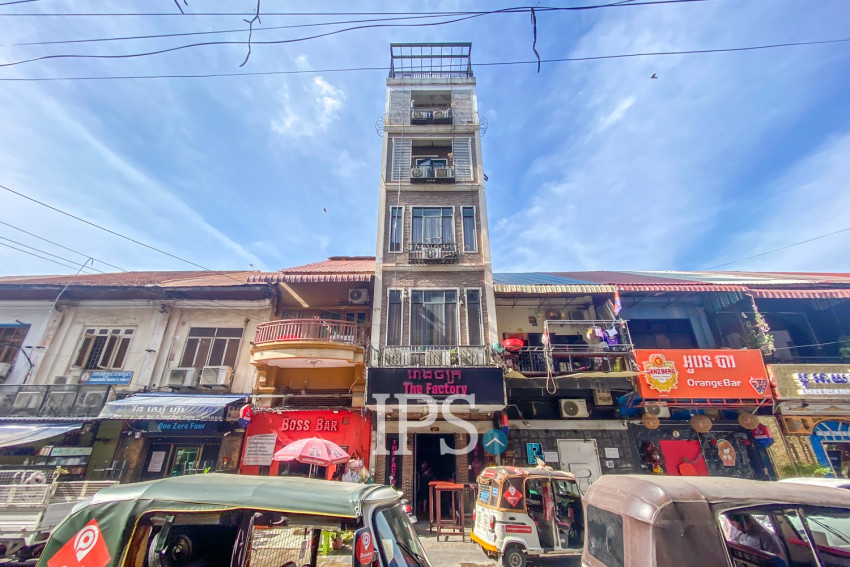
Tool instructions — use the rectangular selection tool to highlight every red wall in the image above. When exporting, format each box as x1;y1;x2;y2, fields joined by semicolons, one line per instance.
239;410;371;477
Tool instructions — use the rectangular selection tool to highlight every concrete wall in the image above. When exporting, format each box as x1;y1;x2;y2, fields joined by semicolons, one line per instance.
0;301;56;384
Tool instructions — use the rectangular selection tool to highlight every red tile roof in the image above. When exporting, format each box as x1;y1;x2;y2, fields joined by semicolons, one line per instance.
0;271;258;288
247;257;376;284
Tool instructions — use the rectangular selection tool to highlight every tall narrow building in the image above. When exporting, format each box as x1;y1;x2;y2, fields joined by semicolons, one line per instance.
367;44;505;503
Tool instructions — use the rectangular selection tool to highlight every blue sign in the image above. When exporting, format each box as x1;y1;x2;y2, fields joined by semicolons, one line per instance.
526;443;544;464
481;489;490;503
483;429;508;455
80;370;133;385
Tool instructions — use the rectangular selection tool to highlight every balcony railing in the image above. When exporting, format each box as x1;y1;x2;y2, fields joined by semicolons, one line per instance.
410;166;455;183
411;106;453;124
408;243;459;264
255;319;368;347
0;384;114;419
372;345;495;367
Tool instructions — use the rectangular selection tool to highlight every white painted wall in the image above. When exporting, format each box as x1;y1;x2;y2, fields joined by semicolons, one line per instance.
0;301;56;385
495;303;598;337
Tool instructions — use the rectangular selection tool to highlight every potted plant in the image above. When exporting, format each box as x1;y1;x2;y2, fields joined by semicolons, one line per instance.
330;530;344;550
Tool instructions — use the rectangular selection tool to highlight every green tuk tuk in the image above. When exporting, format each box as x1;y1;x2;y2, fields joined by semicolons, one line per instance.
37;474;431;567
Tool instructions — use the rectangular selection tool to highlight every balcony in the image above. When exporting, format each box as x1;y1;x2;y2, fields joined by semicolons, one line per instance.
408;243;459;264
411;106;453;125
371;345;495;367
0;384;114;419
252;319;368;369
410;166;455;183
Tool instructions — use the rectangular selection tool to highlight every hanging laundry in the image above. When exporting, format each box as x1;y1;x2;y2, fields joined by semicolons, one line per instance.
603;327;620;346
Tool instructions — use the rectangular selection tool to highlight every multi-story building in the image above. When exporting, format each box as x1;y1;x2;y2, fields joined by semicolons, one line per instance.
366;44;505;504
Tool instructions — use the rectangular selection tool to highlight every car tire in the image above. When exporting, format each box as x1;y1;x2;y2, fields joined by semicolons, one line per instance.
501;546;527;567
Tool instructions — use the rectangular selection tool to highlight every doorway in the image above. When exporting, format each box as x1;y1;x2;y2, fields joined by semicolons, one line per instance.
414;433;456;517
557;439;603;492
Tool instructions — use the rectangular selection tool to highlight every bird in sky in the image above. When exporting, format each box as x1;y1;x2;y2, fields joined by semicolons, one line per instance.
650;73;658;79
323;208;327;213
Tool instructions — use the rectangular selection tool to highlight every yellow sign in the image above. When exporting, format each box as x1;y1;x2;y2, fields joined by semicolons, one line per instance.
641;354;679;393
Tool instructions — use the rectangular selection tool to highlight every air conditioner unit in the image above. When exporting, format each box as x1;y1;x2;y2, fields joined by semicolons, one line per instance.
410;167;423;178
78;390;106;409
53;375;78;385
593;389;614;406
434;167;450;178
13;391;43;410
0;362;11;378
43;390;78;412
433;109;449;119
559;399;590;419
644;404;671;419
199;366;232;388
167;368;197;388
348;288;370;305
411;110;429;120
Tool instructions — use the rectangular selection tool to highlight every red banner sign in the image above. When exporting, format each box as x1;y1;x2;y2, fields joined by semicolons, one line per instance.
634;349;770;400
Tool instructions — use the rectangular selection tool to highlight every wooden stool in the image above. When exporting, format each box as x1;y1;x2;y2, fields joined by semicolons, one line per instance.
433;482;465;542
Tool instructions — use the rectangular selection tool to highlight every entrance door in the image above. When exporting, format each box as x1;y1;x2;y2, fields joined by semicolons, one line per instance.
140;442;172;481
557;439;603;492
414;433;456;518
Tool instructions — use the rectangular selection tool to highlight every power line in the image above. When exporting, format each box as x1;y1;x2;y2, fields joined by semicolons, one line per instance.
1;36;847;82
0;234;102;273
0;0;39;7
706;226;850;270
0;2;711;17
0;240;91;272
0;218;125;271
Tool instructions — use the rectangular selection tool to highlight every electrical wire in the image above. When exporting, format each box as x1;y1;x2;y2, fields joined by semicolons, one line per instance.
2;37;846;82
0;218;124;271
705;226;850;270
0;239;87;271
0;234;102;273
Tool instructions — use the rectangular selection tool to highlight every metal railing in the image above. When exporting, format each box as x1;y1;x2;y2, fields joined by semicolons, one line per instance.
371;345;494;367
410;106;453;124
255;319;368;347
0;384;113;419
410;165;455;182
0;479;116;508
408;243;459;264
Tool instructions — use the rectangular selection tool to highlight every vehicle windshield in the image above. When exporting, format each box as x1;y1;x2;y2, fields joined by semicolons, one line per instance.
373;503;430;567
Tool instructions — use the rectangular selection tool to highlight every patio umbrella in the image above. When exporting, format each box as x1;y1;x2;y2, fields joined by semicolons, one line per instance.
273;437;350;478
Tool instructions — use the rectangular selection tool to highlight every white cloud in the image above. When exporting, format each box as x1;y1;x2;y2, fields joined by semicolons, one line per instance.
270;76;346;139
597;96;636;132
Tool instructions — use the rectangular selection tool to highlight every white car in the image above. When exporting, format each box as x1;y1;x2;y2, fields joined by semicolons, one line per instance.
779;477;850;490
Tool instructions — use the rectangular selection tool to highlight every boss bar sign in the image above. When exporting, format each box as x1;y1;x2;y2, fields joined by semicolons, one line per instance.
281;416;340;432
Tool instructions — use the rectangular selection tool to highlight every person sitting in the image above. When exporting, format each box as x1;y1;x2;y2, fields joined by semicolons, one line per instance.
727;513;788;565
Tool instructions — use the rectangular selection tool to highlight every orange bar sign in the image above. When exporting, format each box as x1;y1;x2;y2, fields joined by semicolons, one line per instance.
634;349;771;400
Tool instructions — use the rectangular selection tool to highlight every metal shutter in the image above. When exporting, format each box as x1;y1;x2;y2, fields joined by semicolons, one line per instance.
452;138;473;182
391;138;412;181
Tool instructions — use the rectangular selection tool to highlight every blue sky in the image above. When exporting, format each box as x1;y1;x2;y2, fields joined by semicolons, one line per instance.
0;0;848;276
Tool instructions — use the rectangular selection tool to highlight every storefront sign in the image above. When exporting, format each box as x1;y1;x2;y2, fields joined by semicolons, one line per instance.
148;421;217;435
98;394;246;421
526;443;543;464
366;367;505;406
50;446;93;457
770;364;850;399
242;433;277;466
79;370;133;385
634;349;770;400
793;372;850;396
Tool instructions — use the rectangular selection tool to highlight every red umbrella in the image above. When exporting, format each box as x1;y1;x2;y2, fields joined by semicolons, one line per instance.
273;437;350;467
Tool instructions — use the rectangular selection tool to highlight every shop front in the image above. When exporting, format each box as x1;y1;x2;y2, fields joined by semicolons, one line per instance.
366;366;506;515
772;363;850;476
630;349;776;480
238;409;371;479
97;393;247;482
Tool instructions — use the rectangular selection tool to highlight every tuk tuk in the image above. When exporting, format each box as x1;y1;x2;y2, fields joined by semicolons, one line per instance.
36;474;431;567
582;474;850;567
471;466;583;567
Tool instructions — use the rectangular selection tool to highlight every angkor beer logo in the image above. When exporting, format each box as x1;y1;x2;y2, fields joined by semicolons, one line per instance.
642;353;679;393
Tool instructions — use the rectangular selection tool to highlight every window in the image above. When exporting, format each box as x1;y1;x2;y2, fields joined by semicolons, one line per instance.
386;290;402;346
179;327;243;369
389;206;403;253
0;324;29;365
586;505;624;567
411;207;454;244
73;327;134;370
629;319;698;349
466;289;483;346
462;206;477;252
410;290;457;346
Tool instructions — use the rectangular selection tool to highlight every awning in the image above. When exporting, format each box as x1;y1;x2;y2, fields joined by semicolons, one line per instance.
98;394;246;421
0;423;82;447
748;289;850;299
493;284;616;295
616;284;750;293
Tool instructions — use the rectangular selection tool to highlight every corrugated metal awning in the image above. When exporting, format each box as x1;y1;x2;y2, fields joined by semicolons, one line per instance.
494;284;616;294
616;284;751;293
748;289;850;299
247;273;373;284
0;423;82;447
98;394;246;421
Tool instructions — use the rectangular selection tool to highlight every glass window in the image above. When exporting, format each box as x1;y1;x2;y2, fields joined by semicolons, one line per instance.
389;206;403;252
0;324;29;365
587;505;624;567
179;328;243;369
410;290;457;346
462;206;477;252
373;504;429;567
72;327;135;370
387;290;402;346
411;207;454;244
466;289;483;346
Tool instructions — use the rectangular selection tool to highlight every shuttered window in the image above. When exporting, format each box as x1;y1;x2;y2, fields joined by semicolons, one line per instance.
388;88;411;125
391;138;412;181
452;138;473;181
451;87;475;125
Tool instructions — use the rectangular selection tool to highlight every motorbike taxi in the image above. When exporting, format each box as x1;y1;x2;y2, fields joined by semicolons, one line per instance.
582;474;850;567
36;473;431;567
471;466;583;567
